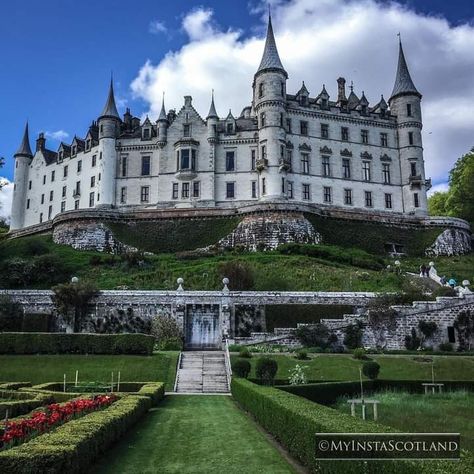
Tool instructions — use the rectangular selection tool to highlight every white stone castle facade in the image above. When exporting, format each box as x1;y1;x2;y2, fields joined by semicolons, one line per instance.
11;16;431;231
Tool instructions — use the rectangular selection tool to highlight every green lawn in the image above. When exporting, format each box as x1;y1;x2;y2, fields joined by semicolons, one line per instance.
0;352;179;390
92;395;296;474
334;390;474;453
233;354;474;382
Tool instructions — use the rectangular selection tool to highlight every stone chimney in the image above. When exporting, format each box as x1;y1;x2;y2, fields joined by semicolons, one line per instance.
36;132;46;152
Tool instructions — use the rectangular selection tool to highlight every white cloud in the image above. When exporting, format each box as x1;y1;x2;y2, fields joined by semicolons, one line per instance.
131;1;474;184
44;130;69;141
0;179;13;224
149;20;168;35
427;181;449;197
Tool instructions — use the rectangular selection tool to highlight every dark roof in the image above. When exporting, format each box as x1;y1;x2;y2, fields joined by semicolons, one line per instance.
43;149;58;165
207;91;218;119
390;40;421;101
15;122;33;157
256;15;287;77
100;79;120;119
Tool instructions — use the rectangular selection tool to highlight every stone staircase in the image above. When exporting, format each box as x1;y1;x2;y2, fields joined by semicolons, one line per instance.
175;351;229;393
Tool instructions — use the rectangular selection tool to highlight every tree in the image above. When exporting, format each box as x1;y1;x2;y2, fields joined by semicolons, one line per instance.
454;310;474;351
255;357;278;385
343;321;364;350
295;323;330;348
428;191;449;217
52;281;98;332
217;261;254;291
362;361;380;380
151;314;183;350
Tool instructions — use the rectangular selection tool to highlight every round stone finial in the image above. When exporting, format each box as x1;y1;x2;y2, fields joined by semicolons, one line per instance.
429;261;435;267
71;276;79;284
462;280;470;287
394;260;401;266
177;277;184;285
223;278;229;286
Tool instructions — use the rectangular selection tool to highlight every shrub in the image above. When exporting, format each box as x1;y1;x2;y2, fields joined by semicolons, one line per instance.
255;357;278;385
439;342;454;352
362;361;380;380
151;315;183;351
288;364;308;385
418;320;438;339
217;261;254;290
343;321;363;349
89;255;102;266
232;359;251;378
295;323;330;348
239;347;252;358
405;328;421;350
295;349;308;360
157;337;183;351
31;254;69;285
352;347;366;360
0;333;155;355
0;295;23;332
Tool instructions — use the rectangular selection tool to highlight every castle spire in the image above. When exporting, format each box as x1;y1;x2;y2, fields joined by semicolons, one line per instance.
100;77;120;119
15;122;33;158
256;13;287;77
207;90;218;119
390;38;421;101
158;93;167;122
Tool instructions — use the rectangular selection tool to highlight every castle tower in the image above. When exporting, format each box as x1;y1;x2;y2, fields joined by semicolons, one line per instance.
206;90;219;142
157;95;168;144
389;39;428;215
10;122;33;230
253;14;288;200
97;79;121;207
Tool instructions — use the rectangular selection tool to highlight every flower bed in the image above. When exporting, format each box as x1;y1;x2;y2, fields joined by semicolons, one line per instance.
0;394;117;450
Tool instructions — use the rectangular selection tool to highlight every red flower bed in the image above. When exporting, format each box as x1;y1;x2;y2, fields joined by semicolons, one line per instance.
0;394;117;450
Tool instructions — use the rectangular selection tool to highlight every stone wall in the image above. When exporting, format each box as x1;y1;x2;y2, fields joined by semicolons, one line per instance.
426;228;472;257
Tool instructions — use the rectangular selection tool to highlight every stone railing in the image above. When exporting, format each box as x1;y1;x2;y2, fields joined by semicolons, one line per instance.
224;338;232;390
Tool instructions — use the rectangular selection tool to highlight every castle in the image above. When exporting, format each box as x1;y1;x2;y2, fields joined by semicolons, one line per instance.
9;16;471;256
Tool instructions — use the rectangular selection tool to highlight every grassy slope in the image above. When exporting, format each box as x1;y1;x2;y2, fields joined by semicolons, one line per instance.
233;354;474;382
92;395;295;474
334;391;474;452
0;352;179;390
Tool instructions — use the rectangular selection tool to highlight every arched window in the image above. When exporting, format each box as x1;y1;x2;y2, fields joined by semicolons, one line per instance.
258;82;264;98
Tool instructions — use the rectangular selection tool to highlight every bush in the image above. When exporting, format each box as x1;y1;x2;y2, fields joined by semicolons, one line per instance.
295;349;308;360
0;395;152;474
151;315;183;351
0;294;23;332
362;361;380;380
439;342;454;352
239;347;252;358
232;359;251;378
343;321;363;349
217;261;254;290
352;347;367;360
405;328;421;350
157;337;183;351
255;357;278;385
0;333;155;355
295;323;330;348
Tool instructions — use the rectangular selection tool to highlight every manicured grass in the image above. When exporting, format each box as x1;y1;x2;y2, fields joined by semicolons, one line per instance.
0;352;179;390
233;354;474;382
92;395;296;474
334;390;474;453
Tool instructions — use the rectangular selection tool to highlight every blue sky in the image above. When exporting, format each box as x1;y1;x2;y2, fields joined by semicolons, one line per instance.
1;0;473;202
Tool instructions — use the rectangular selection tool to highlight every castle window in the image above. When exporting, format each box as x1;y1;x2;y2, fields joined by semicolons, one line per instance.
86;139;91;150
141;156;151;176
341;127;349;141
301;153;310;174
74;200;79;210
100;124;103;133
62;186;66;198
72;145;77;156
143;128;151;140
51;170;55;182
92;155;97;167
382;163;391;184
48;205;52;220
261;145;266;161
262;177;266;195
98;173;101;181
302;183;311;201
26;199;30;209
183;124;191;137
41;194;45;204
300;121;308;135
322;156;331;177
300;95;308;106
281;82;285;96
342;158;351;179
286;118;292;133
43;175;46;185
58;151;63;161
100;152;102;160
77;160;82;173
182;183;190;199
344;188;352;205
365;191;373;207
408;131;414;145
280;113;284;127
74;181;81;196
89;192;95;207
63;166;68;178
61;201;66;212
362;161;371;181
120;187;127;204
28;180;32;190
323;186;332;203
121;156;127;177
251;149;256;171
410;162;417;177
140;186;150;203
178;149;196;171
321;123;329;139
321;98;328;109
226;182;235;199
193;181;200;198
407;103;412;117
91;176;96;188
226;123;234;134
251;181;257;198
260;112;266;127
226;151;235;171
281;177;285;194
280;145;285;161
361;129;369;144
287;181;294;199
380;133;388;147
385;193;392;209
287;150;293;171
360;105;367;115
172;183;179;200
39;213;43;223
258;82;264;98
49;190;54;202
414;193;420;208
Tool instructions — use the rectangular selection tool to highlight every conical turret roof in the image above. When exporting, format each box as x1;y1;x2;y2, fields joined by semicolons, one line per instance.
15;122;33;158
158;95;167;122
390;39;421;101
100;78;120;119
256;14;287;77
207;91;218;119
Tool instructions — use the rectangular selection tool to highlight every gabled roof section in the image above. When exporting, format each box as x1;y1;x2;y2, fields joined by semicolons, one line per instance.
100;78;120;119
297;81;309;96
390;39;421;101
15;122;33;158
256;14;287;78
347;90;359;109
316;84;329;100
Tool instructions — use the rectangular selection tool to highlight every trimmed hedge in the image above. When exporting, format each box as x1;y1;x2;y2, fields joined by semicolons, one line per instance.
0;390;51;419
0;382;31;390
0;333;155;355
232;378;469;473
0;395;152;474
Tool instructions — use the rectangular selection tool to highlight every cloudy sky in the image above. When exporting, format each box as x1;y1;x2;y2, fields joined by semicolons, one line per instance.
1;0;473;220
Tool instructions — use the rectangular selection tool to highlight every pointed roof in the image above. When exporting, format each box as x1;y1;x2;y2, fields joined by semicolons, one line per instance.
390;39;421;101
15;122;33;158
207;90;218;119
256;14;287;78
347;90;359;109
226;109;235;120
359;91;369;106
316;84;329;100
100;78;120;119
158;95;167;122
297;81;309;96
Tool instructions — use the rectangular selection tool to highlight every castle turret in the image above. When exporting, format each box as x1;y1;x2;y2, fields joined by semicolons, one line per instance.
157;95;168;144
10;122;33;230
97;79;121;207
207;90;219;142
253;13;288;200
388;39;427;215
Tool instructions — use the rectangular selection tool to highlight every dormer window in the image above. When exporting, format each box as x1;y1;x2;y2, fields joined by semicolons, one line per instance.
321;98;328;109
58;151;63;161
72;145;77;156
258;82;264;98
86;139;91;150
361;105;367;115
300;96;308;106
226;123;234;134
142;128;151;140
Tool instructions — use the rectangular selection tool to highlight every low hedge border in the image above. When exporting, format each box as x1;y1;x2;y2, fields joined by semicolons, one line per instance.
0;383;32;390
0;394;152;474
0;391;51;419
0;333;155;355
231;378;472;473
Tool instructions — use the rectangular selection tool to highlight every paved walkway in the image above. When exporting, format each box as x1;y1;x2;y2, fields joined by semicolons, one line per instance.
92;395;297;474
